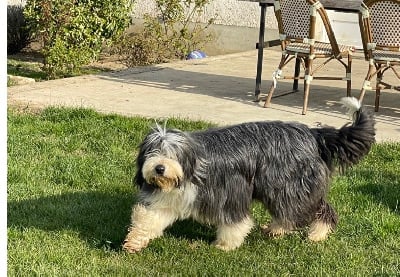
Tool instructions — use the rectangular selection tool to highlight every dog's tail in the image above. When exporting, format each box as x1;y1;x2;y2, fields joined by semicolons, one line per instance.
312;97;376;171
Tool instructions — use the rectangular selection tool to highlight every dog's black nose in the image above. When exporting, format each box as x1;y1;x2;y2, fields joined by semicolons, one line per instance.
155;164;165;175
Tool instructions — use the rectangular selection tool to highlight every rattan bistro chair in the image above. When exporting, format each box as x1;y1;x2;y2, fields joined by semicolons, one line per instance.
358;0;400;112
264;0;354;115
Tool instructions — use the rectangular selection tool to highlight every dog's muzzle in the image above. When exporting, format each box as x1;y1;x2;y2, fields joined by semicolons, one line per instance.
155;164;165;175
142;157;184;192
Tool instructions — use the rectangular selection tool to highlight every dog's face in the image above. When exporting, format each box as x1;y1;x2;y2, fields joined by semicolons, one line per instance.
135;126;201;192
141;155;183;192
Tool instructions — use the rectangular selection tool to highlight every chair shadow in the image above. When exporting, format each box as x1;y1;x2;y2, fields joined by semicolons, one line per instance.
97;65;260;107
97;65;400;127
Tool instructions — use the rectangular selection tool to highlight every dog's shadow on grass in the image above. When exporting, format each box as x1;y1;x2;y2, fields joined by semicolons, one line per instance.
353;170;400;215
8;191;217;250
8;191;134;250
165;220;216;244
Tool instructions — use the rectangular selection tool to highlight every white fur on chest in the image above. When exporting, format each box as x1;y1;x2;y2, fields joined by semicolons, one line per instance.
140;182;198;220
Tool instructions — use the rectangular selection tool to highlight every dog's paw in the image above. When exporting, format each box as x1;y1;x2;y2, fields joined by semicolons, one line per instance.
261;223;288;238
122;238;149;253
212;240;239;251
308;221;332;242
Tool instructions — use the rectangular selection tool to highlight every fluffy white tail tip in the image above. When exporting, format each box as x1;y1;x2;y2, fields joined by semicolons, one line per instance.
340;97;361;121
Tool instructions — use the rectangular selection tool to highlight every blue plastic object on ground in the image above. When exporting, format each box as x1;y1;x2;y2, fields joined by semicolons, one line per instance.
186;50;207;60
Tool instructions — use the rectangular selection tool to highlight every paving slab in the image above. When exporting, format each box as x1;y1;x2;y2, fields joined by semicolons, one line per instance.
8;48;400;142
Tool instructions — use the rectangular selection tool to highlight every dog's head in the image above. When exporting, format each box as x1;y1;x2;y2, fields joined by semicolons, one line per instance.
135;125;203;192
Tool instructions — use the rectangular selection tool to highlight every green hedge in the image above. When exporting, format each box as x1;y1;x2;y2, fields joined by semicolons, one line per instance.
24;0;134;78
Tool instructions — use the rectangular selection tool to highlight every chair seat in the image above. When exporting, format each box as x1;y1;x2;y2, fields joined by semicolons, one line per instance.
357;0;400;112
373;50;400;63
265;0;353;115
286;42;353;55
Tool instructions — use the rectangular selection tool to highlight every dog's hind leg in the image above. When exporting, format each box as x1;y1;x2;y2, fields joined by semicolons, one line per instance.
261;219;293;238
213;216;254;251
308;200;338;242
123;204;177;253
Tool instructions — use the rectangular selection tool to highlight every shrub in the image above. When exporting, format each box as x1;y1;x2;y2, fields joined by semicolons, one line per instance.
23;0;134;79
113;31;168;67
115;0;215;67
7;5;31;55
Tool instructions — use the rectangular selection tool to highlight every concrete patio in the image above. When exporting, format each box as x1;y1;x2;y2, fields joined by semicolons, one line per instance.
7;47;400;142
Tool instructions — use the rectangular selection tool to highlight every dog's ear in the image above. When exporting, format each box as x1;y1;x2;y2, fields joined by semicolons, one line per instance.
134;166;145;188
180;134;206;182
134;137;148;188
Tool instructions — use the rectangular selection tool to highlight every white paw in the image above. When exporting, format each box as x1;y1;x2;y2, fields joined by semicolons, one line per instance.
212;240;240;251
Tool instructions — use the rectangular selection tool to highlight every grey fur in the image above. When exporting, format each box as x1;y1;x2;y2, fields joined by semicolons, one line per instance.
135;108;375;233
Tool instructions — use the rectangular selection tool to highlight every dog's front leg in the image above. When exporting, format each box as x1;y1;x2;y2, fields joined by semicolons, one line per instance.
123;204;176;253
213;216;254;251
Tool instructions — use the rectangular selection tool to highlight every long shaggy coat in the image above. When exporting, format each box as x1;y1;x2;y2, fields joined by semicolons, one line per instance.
123;97;375;252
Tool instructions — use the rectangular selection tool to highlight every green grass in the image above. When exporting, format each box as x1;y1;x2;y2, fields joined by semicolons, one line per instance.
7;58;48;81
7;58;110;85
7;107;400;276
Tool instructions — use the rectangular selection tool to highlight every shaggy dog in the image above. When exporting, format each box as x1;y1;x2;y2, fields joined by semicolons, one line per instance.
123;97;375;253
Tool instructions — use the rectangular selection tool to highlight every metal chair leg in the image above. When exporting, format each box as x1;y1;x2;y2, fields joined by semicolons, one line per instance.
254;3;267;101
375;69;383;112
346;53;352;97
293;58;301;92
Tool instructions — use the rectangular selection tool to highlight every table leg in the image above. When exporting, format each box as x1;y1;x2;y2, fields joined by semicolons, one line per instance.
255;3;267;101
293;57;301;92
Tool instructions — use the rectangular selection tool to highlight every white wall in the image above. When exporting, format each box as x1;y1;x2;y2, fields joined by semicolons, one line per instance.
325;10;362;49
132;0;279;54
9;0;360;52
9;0;276;28
8;0;26;5
133;0;278;29
133;0;362;48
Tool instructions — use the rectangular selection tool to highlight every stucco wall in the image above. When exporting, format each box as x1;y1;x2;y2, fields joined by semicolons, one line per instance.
133;0;277;29
132;1;362;50
8;0;277;29
8;0;26;5
8;0;280;54
131;0;279;54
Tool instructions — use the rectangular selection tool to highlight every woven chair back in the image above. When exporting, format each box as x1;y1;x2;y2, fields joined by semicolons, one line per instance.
367;0;400;47
275;0;341;55
279;0;310;39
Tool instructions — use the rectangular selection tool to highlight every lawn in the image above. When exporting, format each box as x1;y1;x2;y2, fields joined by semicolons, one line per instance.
7;107;400;276
7;55;113;86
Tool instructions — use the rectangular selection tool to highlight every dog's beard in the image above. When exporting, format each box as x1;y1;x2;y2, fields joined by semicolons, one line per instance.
148;175;181;192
